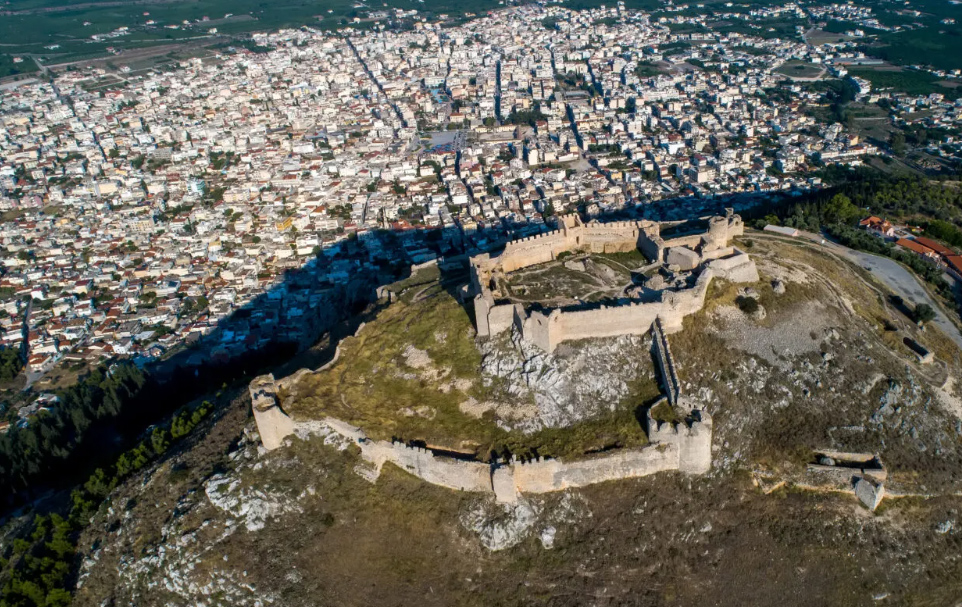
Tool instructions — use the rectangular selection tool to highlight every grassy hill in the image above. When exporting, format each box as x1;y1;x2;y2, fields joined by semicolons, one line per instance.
24;232;962;607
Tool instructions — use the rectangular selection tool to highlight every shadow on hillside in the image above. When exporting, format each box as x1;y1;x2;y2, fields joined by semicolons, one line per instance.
4;185;798;514
124;189;762;415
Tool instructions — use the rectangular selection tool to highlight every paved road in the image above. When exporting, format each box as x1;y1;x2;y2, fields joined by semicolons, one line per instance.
847;250;962;351
788;230;962;352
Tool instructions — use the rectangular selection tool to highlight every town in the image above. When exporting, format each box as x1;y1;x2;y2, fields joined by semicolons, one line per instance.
1;1;960;422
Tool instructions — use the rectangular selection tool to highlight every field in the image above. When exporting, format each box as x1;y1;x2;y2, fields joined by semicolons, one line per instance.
848;66;962;100
5;0;962;77
836;101;895;146
0;0;893;78
775;60;825;80
0;0;522;76
868;17;962;70
0;54;38;80
712;17;807;41
804;27;852;46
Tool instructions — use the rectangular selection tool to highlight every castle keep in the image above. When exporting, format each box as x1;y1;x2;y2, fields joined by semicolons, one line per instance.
469;210;758;352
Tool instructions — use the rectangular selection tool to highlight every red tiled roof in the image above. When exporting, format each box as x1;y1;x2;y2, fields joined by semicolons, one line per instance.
896;238;936;256
913;236;954;257
947;255;962;275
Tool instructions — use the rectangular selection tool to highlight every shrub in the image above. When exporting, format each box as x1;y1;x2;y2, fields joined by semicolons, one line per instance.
912;303;936;325
736;295;759;314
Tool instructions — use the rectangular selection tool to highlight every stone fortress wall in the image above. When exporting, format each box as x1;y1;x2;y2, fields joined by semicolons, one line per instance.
249;374;712;503
250;375;296;451
470;210;758;352
651;318;681;406
246;214;754;503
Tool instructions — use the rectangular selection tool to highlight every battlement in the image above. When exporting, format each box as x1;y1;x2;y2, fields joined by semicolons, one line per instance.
584;220;645;229
508;230;564;246
392;442;434;456
645;406;713;474
469;212;756;352
248;376;714;503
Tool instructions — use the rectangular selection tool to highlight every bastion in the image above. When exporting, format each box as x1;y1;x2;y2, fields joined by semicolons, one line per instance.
249;375;296;451
469;209;758;352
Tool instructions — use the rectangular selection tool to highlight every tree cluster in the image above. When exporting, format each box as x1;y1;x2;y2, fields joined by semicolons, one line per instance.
0;398;214;607
0;347;23;384
746;168;960;296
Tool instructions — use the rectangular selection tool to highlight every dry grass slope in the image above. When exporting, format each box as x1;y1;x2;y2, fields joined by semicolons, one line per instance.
286;290;659;460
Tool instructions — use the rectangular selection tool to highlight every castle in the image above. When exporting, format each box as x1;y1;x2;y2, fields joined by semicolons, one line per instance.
249;211;760;503
468;210;758;352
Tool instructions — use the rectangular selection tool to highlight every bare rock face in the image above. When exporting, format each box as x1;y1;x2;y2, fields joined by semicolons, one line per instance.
205;473;306;532
563;259;587;272
458;493;588;551
459;499;539;551
772;279;787;295
478;328;653;431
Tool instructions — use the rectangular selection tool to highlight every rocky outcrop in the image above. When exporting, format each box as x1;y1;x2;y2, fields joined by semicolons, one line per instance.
478;330;653;431
855;478;885;511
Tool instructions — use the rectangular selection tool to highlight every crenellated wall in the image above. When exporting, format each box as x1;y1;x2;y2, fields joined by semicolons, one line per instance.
470;211;755;352
511;446;680;494
477;214;663;278
518;262;724;352
327;410;712;502
644;407;713;475
249;375;714;503
364;440;494;493
469;214;664;314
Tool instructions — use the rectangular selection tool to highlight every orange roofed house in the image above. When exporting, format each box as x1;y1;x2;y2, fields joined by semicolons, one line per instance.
912;236;955;258
859;216;895;238
895;238;942;262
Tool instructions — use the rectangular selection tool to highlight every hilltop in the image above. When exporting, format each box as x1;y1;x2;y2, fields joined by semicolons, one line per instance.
65;230;962;607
